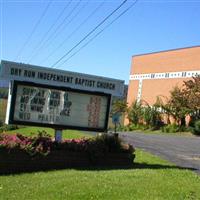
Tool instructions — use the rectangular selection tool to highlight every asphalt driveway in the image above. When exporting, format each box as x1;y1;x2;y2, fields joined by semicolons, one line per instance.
120;132;200;173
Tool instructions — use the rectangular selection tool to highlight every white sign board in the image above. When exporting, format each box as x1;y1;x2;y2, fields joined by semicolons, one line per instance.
0;60;124;97
8;81;111;132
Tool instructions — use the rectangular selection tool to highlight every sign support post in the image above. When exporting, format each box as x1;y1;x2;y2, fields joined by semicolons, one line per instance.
112;113;120;137
114;122;117;134
55;129;62;142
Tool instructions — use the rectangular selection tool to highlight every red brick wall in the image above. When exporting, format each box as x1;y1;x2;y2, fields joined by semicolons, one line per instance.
126;46;200;125
131;46;200;74
128;46;200;106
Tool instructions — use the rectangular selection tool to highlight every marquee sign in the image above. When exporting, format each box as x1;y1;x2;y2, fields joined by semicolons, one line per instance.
7;81;111;132
0;60;124;97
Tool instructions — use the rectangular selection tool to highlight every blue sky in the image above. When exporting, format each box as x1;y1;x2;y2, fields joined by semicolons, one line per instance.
1;0;200;84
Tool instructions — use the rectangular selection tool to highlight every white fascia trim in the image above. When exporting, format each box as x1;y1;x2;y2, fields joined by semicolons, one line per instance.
130;70;200;80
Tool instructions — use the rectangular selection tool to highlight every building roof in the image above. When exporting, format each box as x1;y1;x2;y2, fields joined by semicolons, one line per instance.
132;45;200;58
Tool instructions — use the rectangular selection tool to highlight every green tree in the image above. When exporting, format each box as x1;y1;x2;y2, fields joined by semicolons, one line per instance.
111;99;128;115
127;100;143;125
182;76;200;122
156;76;200;127
168;86;190;126
142;104;162;129
155;96;172;125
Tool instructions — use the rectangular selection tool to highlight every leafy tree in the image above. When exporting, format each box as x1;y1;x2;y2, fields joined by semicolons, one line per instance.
111;99;128;115
142;104;162;129
155;87;189;126
168;86;190;126
125;76;200;130
155;96;172;124
127;100;143;125
156;76;200;127
182;76;200;122
110;99;128;129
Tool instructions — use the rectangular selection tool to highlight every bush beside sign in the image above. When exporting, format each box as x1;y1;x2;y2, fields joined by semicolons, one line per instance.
0;149;134;174
0;133;135;174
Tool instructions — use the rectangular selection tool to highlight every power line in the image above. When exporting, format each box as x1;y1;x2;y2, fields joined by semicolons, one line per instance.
57;0;139;68
15;1;52;61
40;1;105;65
39;0;89;56
27;0;72;63
28;0;82;62
51;0;129;68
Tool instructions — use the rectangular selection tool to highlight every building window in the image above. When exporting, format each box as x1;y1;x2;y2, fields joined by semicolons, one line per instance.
182;72;186;77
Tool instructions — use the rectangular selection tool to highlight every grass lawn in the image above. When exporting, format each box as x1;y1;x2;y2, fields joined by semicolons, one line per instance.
5;126;92;139
0;99;7;123
0;149;200;200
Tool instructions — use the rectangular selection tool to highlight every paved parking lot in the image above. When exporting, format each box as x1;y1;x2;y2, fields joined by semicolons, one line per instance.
120;132;200;173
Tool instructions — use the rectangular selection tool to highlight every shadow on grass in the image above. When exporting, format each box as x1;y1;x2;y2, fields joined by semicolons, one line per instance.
132;162;196;170
75;162;196;171
0;162;196;176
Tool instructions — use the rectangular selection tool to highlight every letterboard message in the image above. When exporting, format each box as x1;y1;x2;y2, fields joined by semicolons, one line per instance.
8;81;111;132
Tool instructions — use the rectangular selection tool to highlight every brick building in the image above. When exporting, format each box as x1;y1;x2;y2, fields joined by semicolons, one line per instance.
126;46;200;120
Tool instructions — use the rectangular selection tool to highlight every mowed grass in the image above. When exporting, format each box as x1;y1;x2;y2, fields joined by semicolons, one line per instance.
6;126;92;139
1;149;200;200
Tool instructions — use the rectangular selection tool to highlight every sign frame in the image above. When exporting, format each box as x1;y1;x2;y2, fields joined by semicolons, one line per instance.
0;60;124;97
8;80;111;132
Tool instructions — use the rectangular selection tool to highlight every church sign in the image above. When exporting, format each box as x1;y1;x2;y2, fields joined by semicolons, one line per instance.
1;60;124;133
0;60;124;97
7;81;111;132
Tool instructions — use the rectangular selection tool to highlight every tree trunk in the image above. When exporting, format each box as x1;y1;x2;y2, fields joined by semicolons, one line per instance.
180;117;186;126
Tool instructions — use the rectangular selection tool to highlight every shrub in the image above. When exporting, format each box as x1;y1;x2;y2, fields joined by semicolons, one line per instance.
116;125;129;132
0;124;19;133
94;134;122;152
116;124;149;132
0;132;134;157
0;131;51;156
142;106;163;130
162;124;180;133
128;124;148;131
127;101;143;125
191;120;200;135
0;120;3;127
53;138;89;152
